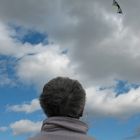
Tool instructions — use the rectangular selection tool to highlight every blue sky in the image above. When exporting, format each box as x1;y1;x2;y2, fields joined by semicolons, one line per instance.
1;1;140;140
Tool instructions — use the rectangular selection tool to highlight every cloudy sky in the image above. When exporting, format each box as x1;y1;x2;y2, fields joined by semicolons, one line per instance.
1;0;140;140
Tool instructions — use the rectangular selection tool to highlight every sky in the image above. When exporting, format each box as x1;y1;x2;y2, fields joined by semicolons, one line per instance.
1;0;140;140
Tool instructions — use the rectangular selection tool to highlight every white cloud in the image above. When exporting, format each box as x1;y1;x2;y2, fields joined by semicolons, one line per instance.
8;99;41;113
0;22;77;87
0;0;140;86
0;126;8;132
1;0;138;87
0;22;43;58
10;120;42;135
0;0;140;119
16;45;77;87
85;87;140;118
0;22;27;57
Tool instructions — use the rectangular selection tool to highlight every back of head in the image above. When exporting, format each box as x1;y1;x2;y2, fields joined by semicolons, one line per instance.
39;77;86;118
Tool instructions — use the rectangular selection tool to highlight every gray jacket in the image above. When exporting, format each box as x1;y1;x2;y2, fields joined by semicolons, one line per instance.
29;116;95;140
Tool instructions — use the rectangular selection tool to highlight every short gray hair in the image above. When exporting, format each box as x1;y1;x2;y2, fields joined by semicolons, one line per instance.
39;77;86;118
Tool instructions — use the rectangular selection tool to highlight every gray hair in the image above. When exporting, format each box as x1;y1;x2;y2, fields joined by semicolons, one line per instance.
39;77;86;118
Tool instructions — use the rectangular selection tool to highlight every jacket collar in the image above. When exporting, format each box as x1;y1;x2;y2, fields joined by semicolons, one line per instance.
41;116;88;134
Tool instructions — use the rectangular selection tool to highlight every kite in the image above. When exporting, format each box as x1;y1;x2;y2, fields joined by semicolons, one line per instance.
112;0;123;14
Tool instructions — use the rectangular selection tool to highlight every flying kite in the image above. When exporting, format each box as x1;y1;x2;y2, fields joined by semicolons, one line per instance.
112;0;123;14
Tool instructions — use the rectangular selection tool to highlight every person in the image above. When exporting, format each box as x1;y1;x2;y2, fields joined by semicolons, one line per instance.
29;77;95;140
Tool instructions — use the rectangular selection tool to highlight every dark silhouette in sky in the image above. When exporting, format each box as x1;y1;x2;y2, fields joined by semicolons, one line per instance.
113;0;123;14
